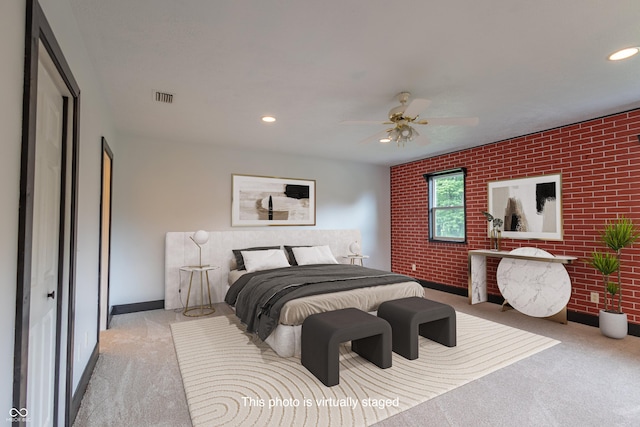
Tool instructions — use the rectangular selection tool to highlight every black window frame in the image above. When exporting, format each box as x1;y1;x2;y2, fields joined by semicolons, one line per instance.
424;168;467;243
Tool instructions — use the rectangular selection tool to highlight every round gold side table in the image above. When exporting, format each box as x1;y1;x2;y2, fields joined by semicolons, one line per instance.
179;265;218;317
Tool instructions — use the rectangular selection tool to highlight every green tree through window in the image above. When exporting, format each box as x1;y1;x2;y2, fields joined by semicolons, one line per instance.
424;169;466;242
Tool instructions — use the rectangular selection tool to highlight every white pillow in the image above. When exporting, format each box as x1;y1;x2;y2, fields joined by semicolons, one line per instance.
241;249;290;273
292;245;338;265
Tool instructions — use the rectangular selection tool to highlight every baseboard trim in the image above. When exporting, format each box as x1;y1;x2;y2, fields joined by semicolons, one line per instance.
566;310;599;327
110;300;165;315
418;280;467;297
70;342;99;425
419;280;639;337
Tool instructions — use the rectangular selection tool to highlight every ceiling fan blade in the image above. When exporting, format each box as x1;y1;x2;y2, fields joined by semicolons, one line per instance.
357;129;390;145
423;117;479;126
403;98;431;119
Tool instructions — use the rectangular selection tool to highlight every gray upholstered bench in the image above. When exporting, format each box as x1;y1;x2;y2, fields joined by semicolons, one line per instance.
301;308;392;387
377;297;456;360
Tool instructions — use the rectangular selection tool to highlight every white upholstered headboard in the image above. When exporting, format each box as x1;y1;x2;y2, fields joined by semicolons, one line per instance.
164;229;361;309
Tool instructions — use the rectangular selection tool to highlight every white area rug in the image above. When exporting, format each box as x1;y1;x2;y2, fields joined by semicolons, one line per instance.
171;312;559;427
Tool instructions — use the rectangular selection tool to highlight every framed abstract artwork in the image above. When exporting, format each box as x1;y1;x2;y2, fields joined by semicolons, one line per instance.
487;174;562;240
231;174;316;226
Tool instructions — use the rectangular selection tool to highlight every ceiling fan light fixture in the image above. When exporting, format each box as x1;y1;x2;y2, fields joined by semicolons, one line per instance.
386;124;418;147
345;92;476;148
608;47;639;61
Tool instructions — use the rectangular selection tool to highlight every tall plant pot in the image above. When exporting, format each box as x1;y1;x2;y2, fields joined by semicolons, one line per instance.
599;310;628;339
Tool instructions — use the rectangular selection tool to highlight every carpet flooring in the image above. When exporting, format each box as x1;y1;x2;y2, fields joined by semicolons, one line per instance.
72;288;640;427
171;312;559;427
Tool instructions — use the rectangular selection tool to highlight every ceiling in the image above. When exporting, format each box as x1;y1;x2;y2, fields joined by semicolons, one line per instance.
68;0;640;166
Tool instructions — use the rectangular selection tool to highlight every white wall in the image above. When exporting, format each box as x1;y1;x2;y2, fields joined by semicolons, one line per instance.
0;0;116;419
0;0;26;414
110;136;391;305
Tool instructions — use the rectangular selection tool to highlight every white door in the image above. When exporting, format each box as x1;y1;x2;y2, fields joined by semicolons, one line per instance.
27;50;65;427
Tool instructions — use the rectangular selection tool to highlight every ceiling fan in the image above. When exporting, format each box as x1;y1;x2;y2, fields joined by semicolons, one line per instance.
343;92;479;147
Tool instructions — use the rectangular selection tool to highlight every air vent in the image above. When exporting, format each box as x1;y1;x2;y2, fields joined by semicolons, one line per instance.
154;91;174;104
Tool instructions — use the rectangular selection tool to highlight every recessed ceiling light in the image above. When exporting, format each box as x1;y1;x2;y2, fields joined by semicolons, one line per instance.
261;116;276;123
379;137;391;143
608;47;639;61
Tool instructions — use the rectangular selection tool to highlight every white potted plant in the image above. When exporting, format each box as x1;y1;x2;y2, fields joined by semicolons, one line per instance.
589;216;638;339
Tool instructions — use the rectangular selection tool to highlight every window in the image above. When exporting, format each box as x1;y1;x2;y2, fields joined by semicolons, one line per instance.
424;168;467;242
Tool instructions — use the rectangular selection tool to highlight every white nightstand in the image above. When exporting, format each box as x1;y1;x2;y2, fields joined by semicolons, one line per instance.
179;265;219;317
343;254;369;266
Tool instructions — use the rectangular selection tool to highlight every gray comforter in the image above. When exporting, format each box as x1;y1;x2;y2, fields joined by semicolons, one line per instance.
225;264;417;340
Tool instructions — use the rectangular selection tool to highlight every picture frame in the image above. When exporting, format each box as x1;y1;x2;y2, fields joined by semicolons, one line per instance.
232;174;316;226
487;173;562;240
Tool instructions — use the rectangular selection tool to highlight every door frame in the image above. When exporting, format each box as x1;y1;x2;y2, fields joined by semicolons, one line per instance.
14;1;80;425
98;137;114;331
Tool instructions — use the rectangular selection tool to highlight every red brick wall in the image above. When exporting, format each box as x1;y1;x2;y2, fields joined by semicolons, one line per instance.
391;109;640;325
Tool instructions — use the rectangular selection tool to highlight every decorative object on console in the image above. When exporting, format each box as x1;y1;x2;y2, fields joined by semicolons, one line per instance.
488;174;562;241
589;216;638;339
468;248;576;324
494;229;502;251
496;247;571;319
481;211;503;251
231;174;316;226
190;230;209;267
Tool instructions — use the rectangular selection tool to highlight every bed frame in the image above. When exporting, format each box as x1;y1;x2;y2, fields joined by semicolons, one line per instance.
164;229;361;310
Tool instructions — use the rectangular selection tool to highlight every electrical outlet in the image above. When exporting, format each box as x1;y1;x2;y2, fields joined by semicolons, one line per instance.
411;264;417;271
590;292;599;304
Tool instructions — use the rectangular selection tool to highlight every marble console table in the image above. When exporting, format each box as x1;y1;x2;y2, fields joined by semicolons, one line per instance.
468;248;577;323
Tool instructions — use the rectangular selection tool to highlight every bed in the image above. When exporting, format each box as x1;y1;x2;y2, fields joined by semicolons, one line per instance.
164;230;424;357
224;245;424;357
165;229;365;308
